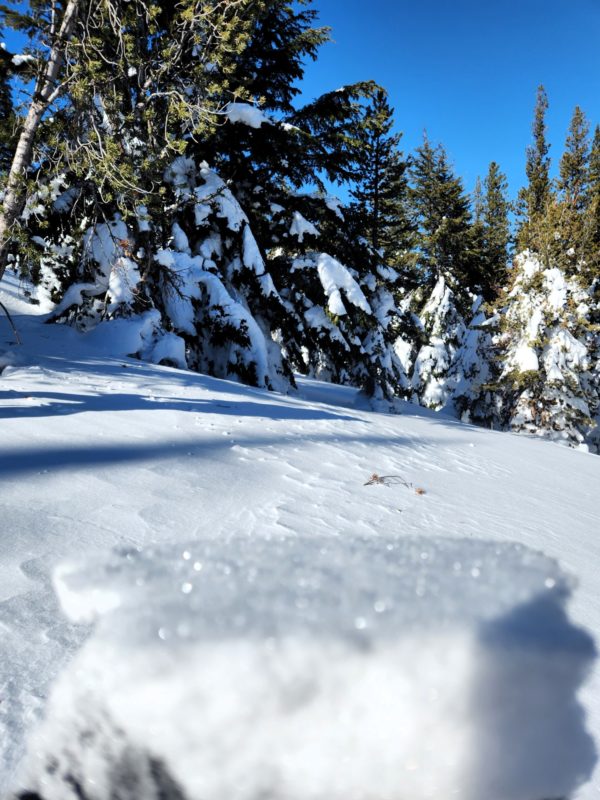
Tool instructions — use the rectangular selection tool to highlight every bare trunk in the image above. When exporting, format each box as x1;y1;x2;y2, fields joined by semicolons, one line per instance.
0;0;79;282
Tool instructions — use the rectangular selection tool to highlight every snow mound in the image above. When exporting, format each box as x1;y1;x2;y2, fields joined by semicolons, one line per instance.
14;537;596;800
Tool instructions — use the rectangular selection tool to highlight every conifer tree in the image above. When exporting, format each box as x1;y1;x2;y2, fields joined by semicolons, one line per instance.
481;161;511;298
0;51;17;175
349;87;413;265
469;175;486;282
556;105;590;271
558;106;590;211
5;0;409;399
516;85;553;259
491;252;597;448
472;176;484;222
409;135;476;294
583;124;600;278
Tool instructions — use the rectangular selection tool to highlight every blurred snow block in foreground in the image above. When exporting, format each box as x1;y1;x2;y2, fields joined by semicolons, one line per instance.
15;537;596;800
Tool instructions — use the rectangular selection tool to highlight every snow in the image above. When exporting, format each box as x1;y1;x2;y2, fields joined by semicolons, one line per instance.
324;195;345;220
513;341;540;372
242;225;266;275
107;256;141;311
544;327;590;384
83;216;129;276
11;53;35;66
164;156;196;189
293;253;372;317
52;186;79;214
1;270;600;800
193;163;248;232
17;538;596;800
171;221;190;253
225;102;271;129
290;211;320;242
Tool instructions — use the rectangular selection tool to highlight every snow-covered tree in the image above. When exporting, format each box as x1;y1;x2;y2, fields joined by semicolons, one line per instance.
6;0;412;400
405;274;495;419
490;252;598;448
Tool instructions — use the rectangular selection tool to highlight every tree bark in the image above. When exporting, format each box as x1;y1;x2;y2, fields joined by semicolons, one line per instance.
0;0;80;282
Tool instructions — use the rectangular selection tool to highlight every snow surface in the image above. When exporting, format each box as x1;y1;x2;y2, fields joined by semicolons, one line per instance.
1;271;600;799
18;538;596;800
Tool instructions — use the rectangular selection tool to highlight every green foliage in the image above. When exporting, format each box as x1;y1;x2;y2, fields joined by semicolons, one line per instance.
0;56;16;175
480;161;511;299
409;135;477;298
582;125;600;279
348;87;414;266
517;85;553;257
553;106;590;273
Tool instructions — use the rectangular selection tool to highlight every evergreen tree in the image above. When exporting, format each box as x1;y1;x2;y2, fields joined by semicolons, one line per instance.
583;124;600;278
472;176;484;222
491;252;597;448
0;50;17;175
556;105;590;271
527;86;551;214
349;87;413;265
469;175;486;285
481;161;511;298
558;106;590;210
516;85;553;259
8;0;410;399
409;135;476;294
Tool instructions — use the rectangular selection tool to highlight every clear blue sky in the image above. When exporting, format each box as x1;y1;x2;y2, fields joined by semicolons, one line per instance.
299;0;600;200
3;1;599;203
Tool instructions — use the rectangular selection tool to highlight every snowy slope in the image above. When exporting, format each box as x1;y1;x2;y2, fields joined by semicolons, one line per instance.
1;270;600;799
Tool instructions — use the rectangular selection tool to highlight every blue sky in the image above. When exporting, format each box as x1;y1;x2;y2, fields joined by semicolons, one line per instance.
3;1;599;204
299;0;600;200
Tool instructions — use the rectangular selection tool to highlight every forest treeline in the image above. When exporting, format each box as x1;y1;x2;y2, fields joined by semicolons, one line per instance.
1;0;599;450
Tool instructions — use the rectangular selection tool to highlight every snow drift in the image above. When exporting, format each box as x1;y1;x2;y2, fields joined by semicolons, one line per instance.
13;536;596;800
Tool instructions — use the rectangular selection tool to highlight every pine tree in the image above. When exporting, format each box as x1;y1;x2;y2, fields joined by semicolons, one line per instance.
0;51;17;175
583;124;600;278
558;106;590;211
491;252;597;448
9;0;410;399
516;85;553;259
349;87;413;265
556;105;590;272
481;161;511;298
409;135;476;294
469;176;486;284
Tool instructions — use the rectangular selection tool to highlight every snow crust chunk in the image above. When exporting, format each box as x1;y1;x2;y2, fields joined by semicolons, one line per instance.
15;537;596;800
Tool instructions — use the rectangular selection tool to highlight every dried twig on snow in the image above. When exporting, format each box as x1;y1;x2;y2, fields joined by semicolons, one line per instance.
364;473;426;495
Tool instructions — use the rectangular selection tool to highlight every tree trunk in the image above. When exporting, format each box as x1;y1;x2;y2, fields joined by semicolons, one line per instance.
0;0;80;282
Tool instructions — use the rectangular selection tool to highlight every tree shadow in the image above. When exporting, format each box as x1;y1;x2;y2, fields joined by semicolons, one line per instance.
0;389;362;422
0;429;459;478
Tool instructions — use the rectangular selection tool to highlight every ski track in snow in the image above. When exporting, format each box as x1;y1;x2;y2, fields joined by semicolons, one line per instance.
1;271;600;797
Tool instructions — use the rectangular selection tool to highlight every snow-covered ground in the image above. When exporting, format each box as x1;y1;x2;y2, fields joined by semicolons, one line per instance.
1;270;600;799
